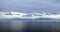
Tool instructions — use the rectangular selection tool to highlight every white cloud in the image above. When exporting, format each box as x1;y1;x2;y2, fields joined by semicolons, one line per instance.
0;11;60;19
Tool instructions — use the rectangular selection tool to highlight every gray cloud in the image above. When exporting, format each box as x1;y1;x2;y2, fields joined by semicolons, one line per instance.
0;0;60;12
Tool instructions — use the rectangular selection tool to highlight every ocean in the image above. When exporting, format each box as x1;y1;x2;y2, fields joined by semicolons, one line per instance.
0;19;60;32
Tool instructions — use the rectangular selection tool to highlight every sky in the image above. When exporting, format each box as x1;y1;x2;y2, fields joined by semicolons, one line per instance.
0;11;60;19
0;0;60;12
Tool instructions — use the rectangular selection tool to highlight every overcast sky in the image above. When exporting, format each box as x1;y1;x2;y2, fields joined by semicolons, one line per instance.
0;0;60;12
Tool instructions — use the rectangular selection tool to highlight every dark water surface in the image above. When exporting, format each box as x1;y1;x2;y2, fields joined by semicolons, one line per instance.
0;19;60;32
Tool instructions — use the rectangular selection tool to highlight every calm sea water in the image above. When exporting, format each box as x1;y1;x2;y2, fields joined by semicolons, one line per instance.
0;19;60;32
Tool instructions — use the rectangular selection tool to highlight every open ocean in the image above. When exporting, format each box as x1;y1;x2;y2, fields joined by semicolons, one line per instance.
0;19;60;32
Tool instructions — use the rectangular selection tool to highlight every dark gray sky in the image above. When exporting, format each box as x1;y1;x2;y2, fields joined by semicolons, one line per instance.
0;0;60;12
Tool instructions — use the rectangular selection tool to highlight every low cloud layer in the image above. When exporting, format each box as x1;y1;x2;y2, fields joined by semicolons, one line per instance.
0;12;60;19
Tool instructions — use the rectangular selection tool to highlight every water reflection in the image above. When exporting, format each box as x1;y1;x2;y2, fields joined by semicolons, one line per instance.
0;20;60;32
0;20;32;32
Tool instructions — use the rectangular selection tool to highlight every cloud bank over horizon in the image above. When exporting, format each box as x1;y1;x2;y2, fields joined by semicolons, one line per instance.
0;12;60;19
0;0;60;19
